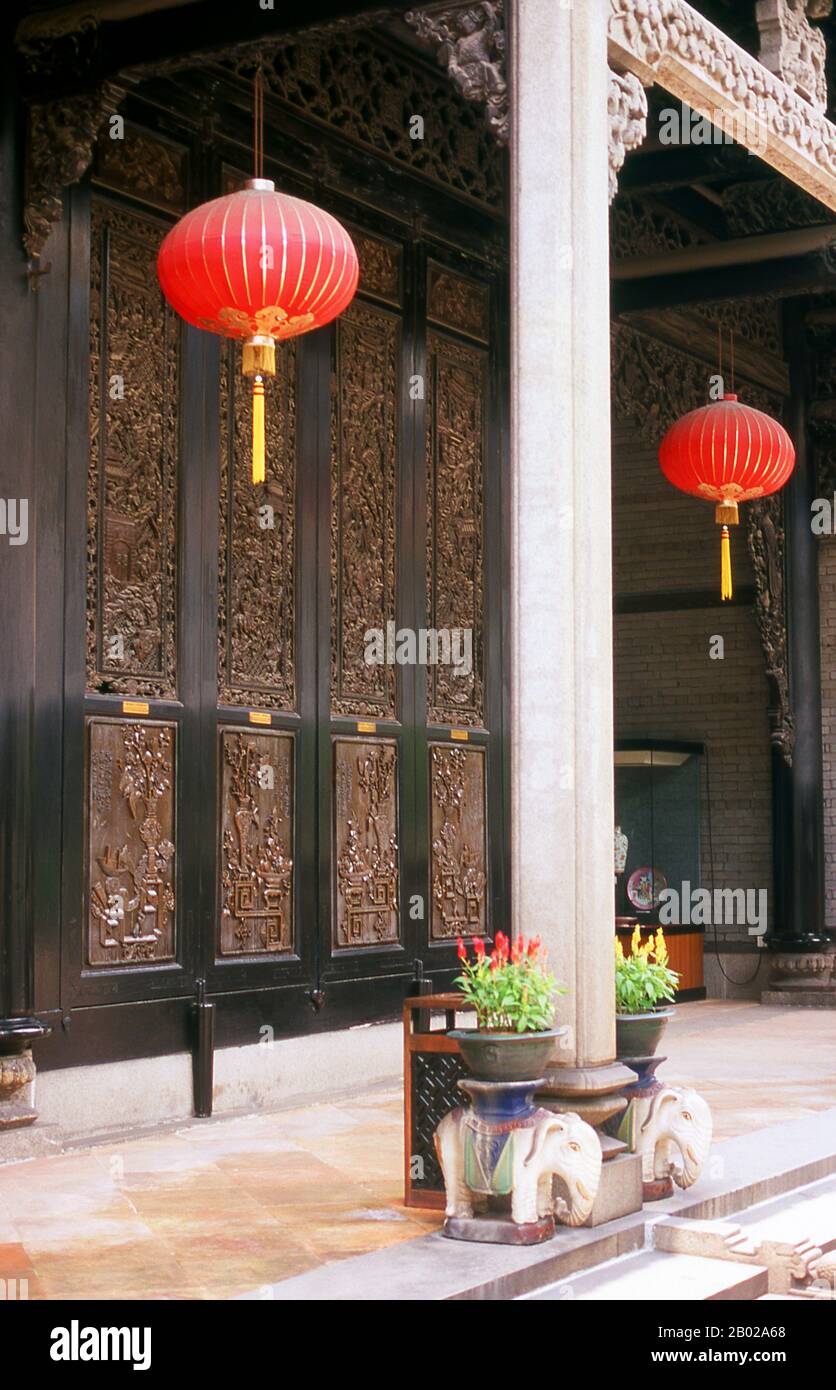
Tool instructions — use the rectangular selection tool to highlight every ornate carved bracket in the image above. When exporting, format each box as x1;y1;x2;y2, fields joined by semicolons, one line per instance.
608;0;836;211
24;80;127;264
608;69;648;204
756;0;830;114
404;3;508;146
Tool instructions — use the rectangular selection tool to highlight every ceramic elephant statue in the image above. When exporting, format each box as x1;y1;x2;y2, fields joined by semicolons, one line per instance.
435;1106;602;1228
638;1086;713;1190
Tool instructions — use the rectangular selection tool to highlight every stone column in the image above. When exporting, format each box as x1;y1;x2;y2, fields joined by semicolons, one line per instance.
509;0;639;1220
763;302;835;1004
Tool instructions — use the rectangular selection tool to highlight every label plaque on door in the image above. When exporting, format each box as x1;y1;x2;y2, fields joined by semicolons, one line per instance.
333;737;400;948
219;728;294;956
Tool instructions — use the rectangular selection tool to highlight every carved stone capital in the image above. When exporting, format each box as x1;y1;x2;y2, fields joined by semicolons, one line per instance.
756;0;830;114
405;2;508;146
608;69;648;203
24;79;128;262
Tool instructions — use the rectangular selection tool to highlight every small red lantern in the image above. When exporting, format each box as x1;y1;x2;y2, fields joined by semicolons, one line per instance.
659;394;795;600
157;178;358;484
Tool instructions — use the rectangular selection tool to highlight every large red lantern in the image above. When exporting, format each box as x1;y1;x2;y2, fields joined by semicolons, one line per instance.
157;75;358;484
659;394;795;600
157;179;358;484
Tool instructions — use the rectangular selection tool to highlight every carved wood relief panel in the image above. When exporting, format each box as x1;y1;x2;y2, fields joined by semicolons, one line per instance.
218;341;297;710
333;738;400;949
428;262;489;343
355;231;402;307
86;718;176;966
219;729;294;957
331;297;399;718
87;197;179;697
426;327;486;727
93;125;186;215
429;743;487;941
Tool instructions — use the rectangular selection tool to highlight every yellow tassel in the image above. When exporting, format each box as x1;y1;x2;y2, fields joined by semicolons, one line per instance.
720;524;732;601
252;375;265;486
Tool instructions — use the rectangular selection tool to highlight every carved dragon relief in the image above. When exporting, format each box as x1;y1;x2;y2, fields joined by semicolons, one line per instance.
611;321;794;762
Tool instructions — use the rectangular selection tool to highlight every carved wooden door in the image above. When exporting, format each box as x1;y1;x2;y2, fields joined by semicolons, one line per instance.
59;100;507;1053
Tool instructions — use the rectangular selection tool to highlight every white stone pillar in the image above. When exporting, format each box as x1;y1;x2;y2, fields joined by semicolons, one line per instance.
510;0;615;1070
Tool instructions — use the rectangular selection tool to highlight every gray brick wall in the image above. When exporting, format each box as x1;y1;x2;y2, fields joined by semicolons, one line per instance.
613;415;772;945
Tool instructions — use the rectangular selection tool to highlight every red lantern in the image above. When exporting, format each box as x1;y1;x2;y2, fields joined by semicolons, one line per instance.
659;394;795;600
157;177;358;484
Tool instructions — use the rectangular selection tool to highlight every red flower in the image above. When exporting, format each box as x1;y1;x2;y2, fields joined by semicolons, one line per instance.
512;936;524;963
472;937;486;958
527;936;541;958
495;931;509;961
457;937;467;961
489;949;499;971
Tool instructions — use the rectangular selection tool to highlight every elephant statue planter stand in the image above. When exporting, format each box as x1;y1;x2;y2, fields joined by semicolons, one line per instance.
612;1060;713;1201
435;1077;603;1244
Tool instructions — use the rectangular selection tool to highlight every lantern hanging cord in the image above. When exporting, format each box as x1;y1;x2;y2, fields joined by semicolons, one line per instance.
253;66;264;181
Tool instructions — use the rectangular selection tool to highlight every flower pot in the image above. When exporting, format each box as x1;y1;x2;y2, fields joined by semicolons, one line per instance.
449;1027;566;1082
615;1008;674;1062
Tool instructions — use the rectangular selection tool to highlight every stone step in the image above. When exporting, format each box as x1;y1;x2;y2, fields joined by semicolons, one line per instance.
527;1250;769;1301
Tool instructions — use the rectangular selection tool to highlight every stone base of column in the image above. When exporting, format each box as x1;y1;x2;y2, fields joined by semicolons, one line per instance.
0;1018;51;1129
761;948;836;1008
536;1061;643;1222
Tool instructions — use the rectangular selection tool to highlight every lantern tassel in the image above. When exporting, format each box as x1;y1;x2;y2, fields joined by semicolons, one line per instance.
252;375;265;486
720;525;732;601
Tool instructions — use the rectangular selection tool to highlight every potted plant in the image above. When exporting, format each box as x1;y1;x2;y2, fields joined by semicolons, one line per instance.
450;931;566;1081
615;925;679;1061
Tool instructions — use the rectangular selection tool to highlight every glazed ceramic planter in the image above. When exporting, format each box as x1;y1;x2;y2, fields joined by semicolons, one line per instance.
449;1027;566;1082
615;1008;674;1062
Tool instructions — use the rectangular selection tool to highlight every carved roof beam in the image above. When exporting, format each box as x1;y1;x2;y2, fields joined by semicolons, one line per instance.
608;0;836;211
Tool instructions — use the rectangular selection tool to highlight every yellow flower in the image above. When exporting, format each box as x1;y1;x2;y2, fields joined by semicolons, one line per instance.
655;928;668;964
615;937;624;962
631;924;641;957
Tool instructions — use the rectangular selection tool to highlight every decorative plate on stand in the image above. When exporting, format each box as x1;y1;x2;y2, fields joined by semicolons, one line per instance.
626;866;667;912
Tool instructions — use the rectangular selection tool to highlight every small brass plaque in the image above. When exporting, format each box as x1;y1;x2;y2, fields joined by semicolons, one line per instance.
122;700;150;716
356;721;377;734
249;710;271;726
451;729;469;742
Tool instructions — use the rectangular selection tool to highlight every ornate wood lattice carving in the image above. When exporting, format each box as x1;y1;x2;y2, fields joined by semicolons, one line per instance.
410;1049;469;1194
219;342;297;711
93;124;186;215
334;738;400;948
428;262;489;342
429;743;487;940
88;198;179;698
721;178;832;237
426;328;485;726
612;194;712;261
331;298;399;718
219;729;294;956
224;30;504;211
404;3;508;146
86;718;176;966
